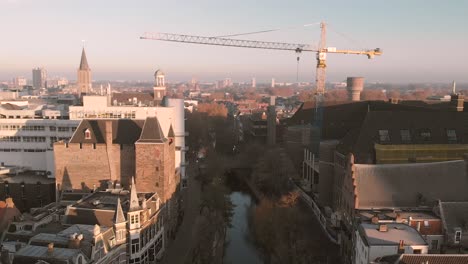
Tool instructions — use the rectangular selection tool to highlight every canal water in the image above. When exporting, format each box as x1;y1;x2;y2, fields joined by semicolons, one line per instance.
224;172;263;264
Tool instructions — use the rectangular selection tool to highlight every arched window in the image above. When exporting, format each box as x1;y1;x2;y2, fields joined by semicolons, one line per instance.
84;129;91;139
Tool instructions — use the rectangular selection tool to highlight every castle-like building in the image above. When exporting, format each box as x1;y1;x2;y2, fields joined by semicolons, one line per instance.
0;49;185;264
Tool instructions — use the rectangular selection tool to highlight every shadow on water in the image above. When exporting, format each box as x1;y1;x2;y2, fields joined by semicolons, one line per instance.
224;169;263;264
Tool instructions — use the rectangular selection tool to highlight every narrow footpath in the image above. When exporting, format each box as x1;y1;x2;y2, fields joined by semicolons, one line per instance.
162;164;202;264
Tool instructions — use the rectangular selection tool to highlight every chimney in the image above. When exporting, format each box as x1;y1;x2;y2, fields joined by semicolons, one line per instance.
378;224;388;232
47;243;54;254
68;233;82;249
14;243;22;252
105;120;113;145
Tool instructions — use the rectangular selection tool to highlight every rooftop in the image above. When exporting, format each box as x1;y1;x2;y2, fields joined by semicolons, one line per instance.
360;223;427;246
355;160;468;209
377;254;468;264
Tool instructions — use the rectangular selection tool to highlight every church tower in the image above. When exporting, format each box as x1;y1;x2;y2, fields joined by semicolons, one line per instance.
78;48;92;96
153;70;166;106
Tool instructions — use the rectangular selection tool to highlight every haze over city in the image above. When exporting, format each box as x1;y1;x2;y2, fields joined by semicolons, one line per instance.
1;0;467;83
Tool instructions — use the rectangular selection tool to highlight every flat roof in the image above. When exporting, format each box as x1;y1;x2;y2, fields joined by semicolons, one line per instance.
72;190;154;212
15;245;81;259
0;173;55;184
360;223;427;246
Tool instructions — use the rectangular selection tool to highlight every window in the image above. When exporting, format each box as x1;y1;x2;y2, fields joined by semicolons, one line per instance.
0;136;21;142
419;129;431;141
49;126;56;131
455;230;462;243
131;238;140;254
22;136;46;142
378;130;390;142
58;127;69;132
313;173;319;184
413;249;422;254
84;129;91;139
431;239;438;250
447;129;457;143
424;220;429;227
400;129;411;142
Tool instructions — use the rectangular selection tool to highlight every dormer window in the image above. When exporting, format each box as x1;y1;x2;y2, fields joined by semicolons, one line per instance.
455;229;462;243
378;130;390;143
400;129;411;143
447;129;457;143
84;129;91;139
419;129;431;142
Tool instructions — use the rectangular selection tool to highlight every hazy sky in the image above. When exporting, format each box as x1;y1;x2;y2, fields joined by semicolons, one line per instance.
1;0;467;83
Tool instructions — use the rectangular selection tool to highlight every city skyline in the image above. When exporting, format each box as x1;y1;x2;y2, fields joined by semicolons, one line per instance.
1;0;467;82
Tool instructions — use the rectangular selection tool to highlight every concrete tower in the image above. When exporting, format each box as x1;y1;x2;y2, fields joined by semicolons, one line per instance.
267;97;277;146
32;67;47;89
347;77;364;102
77;48;92;96
153;69;166;105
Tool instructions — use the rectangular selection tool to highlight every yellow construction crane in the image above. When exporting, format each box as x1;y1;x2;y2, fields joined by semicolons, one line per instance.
140;21;382;95
141;22;382;156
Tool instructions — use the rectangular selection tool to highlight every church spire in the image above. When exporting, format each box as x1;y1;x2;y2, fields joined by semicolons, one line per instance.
129;177;140;211
79;48;90;70
114;197;126;224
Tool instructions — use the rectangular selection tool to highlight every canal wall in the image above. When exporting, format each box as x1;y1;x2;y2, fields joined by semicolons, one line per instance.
294;184;339;245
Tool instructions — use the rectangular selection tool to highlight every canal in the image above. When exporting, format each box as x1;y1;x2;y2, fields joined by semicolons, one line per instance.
224;172;263;264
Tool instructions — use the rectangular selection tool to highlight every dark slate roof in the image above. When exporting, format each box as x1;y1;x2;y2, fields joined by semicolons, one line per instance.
137;117;167;143
79;48;90;70
13;245;83;264
336;111;468;162
354;160;468;209
69;119;145;144
440;201;468;233
390;254;468;264
66;191;154;227
112;92;155;105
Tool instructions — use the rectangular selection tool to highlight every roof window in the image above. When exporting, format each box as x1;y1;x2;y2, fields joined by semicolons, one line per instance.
378;130;390;142
400;129;411;142
84;128;91;140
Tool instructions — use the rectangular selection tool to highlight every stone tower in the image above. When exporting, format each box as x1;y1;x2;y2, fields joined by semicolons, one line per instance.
77;48;92;96
153;70;166;106
135;117;175;201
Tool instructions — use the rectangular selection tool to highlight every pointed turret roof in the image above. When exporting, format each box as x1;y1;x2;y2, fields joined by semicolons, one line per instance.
168;124;175;138
129;177;140;211
137;117;167;143
114;197;126;224
79;48;90;70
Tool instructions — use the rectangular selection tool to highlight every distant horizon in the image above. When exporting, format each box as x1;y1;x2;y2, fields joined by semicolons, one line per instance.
1;1;467;83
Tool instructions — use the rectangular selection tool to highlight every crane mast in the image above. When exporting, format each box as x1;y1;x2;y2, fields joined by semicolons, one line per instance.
316;22;327;95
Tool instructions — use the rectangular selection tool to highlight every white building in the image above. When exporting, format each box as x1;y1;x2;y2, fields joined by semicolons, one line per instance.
355;223;428;264
0;102;79;177
12;77;27;87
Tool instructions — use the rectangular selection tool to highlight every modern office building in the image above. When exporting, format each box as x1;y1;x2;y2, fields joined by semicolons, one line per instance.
32;67;47;89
